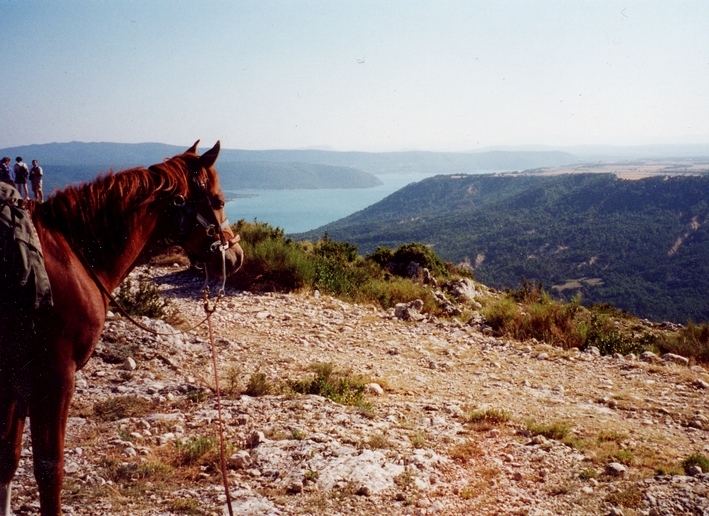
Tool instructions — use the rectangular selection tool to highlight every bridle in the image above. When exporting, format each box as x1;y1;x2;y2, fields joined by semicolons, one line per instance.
154;162;241;292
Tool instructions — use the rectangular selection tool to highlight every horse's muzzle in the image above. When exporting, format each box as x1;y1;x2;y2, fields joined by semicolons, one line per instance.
225;241;244;275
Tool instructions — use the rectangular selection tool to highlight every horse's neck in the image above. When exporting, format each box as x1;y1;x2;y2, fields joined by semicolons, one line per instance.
98;206;162;289
38;202;163;293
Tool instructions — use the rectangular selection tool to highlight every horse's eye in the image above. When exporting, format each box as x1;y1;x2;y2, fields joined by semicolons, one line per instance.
211;198;225;210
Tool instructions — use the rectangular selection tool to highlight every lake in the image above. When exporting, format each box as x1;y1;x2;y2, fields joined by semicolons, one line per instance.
224;172;439;234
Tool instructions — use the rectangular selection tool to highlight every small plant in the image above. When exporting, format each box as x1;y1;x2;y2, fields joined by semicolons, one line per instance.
604;486;643;509
393;470;417;491
288;362;370;409
117;427;133;442
291;428;307;440
658;322;709;364
168;497;203;515
609;449;635;465
655;464;683;476
175;435;217;465
681;453;709;474
525;420;570;441
93;395;154;422
411;431;427;449
245;371;273;396
597;430;627;443
579;468;598;480
186;388;208;403
449;439;483;461
467;407;511;430
100;458;173;482
363;431;391;450
112;273;175;320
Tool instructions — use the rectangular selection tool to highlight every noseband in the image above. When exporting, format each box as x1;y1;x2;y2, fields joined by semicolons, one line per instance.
155;164;240;258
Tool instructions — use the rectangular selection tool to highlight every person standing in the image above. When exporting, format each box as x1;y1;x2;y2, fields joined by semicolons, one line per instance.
0;157;13;186
29;160;44;202
14;156;29;199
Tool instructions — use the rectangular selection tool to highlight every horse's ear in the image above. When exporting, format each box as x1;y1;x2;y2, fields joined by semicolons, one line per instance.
186;140;200;154
200;141;221;169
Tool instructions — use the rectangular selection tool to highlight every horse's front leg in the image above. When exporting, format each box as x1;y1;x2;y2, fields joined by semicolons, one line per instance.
29;360;76;516
0;385;27;516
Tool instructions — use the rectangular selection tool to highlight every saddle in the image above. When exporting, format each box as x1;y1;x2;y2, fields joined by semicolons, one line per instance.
0;183;52;309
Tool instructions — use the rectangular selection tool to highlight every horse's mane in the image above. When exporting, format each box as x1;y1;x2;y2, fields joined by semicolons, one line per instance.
38;157;192;265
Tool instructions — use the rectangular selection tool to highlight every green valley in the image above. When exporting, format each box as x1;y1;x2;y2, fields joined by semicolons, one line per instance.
294;173;709;323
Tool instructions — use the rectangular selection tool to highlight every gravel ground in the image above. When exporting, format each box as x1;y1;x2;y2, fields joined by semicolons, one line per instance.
7;265;709;516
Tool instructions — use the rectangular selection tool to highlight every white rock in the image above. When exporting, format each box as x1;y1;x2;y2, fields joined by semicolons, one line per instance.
365;383;384;396
122;357;137;371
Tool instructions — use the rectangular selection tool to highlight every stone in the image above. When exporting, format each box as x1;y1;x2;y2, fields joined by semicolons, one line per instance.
366;383;385;396
663;353;689;366
605;462;627;477
445;278;478;302
247;431;266;448
640;351;659;362
394;299;425;321
686;465;703;476
693;378;709;389
228;450;252;469
122;357;137;371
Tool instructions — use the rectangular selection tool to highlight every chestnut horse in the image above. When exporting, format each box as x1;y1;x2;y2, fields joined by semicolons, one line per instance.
0;141;243;516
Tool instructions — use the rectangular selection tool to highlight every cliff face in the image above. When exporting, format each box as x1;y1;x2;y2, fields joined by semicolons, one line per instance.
13;266;709;515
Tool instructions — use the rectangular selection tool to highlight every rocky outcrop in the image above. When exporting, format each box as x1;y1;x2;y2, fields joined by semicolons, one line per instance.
9;265;709;516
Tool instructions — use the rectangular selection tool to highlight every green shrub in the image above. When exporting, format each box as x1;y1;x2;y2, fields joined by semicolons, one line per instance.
314;235;358;263
112;273;173;319
584;313;650;356
228;220;460;316
288;362;369;409
367;246;395;268
525;420;570;441
682;453;709;474
245;371;273;396
175;435;217;465
468;407;511;426
657;323;709;364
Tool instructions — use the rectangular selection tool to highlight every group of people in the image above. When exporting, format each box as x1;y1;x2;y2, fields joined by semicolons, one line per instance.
0;156;44;202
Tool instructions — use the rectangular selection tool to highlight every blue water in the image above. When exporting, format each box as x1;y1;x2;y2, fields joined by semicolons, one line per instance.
224;172;439;234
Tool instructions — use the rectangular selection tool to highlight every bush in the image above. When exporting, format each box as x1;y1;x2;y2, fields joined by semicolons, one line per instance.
367;242;450;279
228;220;463;316
682;453;709;474
314;234;358;263
525;420;570;441
288;362;369;409
93;395;155;421
657;322;709;364
112;273;174;319
584;312;651;356
245;371;273;396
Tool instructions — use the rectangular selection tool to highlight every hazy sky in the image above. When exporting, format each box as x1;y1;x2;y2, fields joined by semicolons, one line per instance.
2;1;708;151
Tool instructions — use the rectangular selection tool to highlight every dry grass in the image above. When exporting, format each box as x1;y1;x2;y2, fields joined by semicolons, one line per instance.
93;395;156;421
449;439;484;461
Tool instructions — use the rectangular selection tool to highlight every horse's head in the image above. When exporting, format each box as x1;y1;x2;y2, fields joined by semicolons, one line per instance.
165;141;243;280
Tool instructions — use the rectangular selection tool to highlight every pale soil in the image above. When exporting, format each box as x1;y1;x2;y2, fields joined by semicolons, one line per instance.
7;266;709;515
529;161;709;180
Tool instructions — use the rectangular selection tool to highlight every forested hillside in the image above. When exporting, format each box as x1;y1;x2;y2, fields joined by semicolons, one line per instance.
295;173;709;323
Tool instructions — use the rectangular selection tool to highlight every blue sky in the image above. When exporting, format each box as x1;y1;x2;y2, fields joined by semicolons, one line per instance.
2;1;708;151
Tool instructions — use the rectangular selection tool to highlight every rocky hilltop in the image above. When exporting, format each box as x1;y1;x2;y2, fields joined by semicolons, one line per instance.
10;266;709;515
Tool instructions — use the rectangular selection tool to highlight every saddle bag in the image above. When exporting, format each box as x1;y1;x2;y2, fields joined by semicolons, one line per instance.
0;183;52;309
